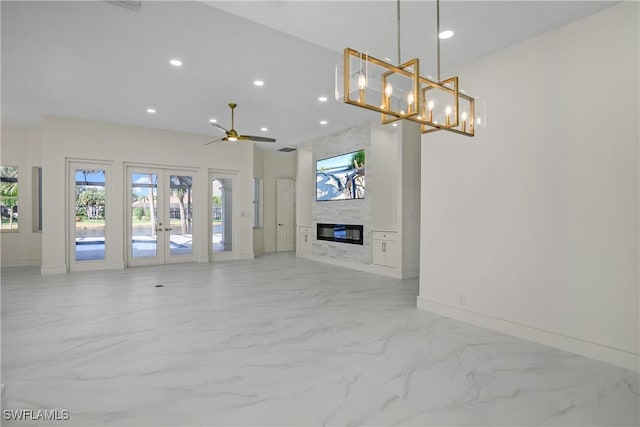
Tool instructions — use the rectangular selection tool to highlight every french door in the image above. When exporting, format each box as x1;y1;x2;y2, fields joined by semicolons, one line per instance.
127;166;195;266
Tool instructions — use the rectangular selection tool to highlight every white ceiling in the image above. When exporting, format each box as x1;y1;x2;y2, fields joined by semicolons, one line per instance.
1;1;617;150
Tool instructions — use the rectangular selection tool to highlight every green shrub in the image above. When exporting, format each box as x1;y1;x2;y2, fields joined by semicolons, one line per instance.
133;207;144;220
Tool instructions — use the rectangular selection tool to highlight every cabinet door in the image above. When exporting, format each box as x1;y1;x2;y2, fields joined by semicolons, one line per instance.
303;233;311;252
299;230;312;253
372;239;399;268
384;240;400;268
372;239;385;265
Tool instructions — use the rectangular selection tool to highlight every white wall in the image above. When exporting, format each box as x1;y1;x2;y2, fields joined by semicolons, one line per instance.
295;148;313;228
418;2;639;370
0;126;42;267
263;150;297;253
399;121;421;274
370;125;397;231
39;116;255;273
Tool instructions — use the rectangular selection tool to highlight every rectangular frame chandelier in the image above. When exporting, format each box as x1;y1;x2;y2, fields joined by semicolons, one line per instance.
336;0;485;138
338;48;477;137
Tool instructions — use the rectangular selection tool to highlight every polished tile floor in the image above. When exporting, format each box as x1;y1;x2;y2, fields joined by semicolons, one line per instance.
2;253;638;426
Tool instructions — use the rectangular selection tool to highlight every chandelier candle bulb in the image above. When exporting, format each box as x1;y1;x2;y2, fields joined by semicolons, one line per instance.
445;105;452;126
358;73;367;89
384;82;393;109
407;92;415;112
461;111;468;132
385;83;393;95
357;73;367;103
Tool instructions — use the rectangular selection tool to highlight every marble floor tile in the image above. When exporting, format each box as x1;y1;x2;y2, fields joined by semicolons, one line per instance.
1;253;638;426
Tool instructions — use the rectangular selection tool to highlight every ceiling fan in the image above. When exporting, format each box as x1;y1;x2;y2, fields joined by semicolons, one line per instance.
205;103;276;144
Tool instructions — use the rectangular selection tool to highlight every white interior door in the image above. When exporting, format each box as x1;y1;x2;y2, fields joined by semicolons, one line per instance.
127;166;195;266
276;178;295;252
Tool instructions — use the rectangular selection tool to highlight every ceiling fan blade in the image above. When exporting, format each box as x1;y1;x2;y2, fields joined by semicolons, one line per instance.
239;135;276;143
210;123;229;134
205;136;226;145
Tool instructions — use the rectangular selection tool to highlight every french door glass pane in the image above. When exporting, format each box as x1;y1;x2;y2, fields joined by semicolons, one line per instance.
131;173;158;258
212;177;232;252
75;169;106;261
169;175;193;256
1;166;19;231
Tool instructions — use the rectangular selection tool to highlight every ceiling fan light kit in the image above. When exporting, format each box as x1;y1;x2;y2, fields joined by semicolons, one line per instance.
336;0;485;137
206;103;276;145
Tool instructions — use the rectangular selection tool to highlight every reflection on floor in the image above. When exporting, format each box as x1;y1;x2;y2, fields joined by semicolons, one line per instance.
74;236;193;261
1;253;638;426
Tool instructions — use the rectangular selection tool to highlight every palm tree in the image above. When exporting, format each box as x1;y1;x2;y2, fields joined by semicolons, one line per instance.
173;176;192;234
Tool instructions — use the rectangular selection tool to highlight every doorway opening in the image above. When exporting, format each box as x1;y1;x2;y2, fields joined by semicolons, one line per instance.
210;171;237;259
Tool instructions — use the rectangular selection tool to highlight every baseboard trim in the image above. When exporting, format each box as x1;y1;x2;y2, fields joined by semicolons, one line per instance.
1;259;41;268
40;265;67;275
70;262;124;273
253;248;265;257
299;253;403;279
416;296;639;372
401;269;419;279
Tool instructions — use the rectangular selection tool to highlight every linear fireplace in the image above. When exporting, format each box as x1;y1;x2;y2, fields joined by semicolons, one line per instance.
317;223;364;245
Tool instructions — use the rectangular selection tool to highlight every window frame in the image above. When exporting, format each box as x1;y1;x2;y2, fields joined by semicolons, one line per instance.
253;177;263;228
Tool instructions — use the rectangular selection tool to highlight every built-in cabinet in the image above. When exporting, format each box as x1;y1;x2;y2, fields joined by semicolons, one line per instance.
371;230;399;268
298;225;313;254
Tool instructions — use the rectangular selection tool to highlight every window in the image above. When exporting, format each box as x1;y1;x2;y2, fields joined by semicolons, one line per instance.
253;177;262;228
1;166;19;231
33;167;42;232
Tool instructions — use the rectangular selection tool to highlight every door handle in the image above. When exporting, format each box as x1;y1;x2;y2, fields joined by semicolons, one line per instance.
165;228;173;231
278;223;284;226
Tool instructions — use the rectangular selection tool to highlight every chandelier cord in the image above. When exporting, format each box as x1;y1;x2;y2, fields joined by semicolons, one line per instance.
436;0;441;81
396;0;401;64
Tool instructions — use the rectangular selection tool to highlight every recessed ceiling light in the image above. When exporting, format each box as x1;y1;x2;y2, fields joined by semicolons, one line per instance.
318;96;328;102
169;59;182;67
253;80;264;86
146;108;156;114
320;120;328;125
260;127;268;132
209;118;217;123
439;30;454;39
392;123;398;127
